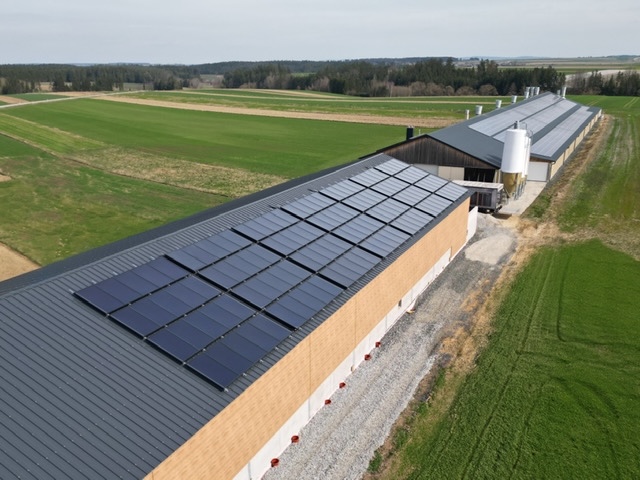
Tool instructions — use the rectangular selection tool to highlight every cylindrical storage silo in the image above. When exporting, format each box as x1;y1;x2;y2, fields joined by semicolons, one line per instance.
475;105;483;116
501;128;528;197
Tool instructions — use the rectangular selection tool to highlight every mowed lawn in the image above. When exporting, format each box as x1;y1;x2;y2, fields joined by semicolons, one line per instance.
374;95;640;480
0;98;403;264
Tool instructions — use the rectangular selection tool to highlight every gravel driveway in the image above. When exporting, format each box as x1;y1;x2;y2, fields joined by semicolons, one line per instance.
263;214;517;480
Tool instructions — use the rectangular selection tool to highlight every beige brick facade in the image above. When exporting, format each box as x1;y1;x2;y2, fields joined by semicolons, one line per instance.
147;198;470;480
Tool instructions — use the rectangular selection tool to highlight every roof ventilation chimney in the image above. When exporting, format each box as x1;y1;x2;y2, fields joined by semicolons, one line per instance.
524;88;530;99
495;99;502;109
406;126;414;141
534;86;540;95
511;95;518;104
561;86;567;98
465;109;470;120
475;105;483;116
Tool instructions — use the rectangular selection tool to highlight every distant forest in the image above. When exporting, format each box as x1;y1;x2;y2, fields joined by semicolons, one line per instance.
1;58;638;96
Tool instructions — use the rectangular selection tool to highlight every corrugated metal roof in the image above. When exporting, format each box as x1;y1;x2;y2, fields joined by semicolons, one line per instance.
430;92;601;167
0;153;470;479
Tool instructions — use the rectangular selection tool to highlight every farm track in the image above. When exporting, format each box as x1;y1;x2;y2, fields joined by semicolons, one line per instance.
95;95;456;128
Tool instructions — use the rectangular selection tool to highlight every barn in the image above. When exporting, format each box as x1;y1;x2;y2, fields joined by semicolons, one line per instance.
381;91;602;184
0;153;475;479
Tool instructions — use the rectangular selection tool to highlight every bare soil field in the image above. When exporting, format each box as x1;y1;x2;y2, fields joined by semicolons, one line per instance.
96;95;455;128
0;96;27;105
0;243;38;282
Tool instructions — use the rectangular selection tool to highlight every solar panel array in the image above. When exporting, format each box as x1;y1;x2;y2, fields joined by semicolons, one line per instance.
531;106;594;157
75;158;468;390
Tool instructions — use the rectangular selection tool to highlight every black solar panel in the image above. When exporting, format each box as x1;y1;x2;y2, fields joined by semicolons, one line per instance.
233;209;297;241
333;215;384;245
371;177;409;197
281;192;335;219
375;158;408;175
166;230;251;271
360;225;410;257
342;189;386;212
306;202;359;231
366;198;410;224
395;165;428;183
320;247;380;288
350;168;389;187
289;234;351;272
415;194;452;217
320;179;365;201
416;174;448;193
199;244;280;289
435;182;468;201
391;209;435;235
75;257;190;314
393;184;431;207
260;222;323;256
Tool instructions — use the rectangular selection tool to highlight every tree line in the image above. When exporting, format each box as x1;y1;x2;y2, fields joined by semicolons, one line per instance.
568;70;640;96
1;59;637;97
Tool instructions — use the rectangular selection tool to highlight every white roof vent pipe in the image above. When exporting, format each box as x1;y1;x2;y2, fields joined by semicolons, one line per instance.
534;86;540;95
524;88;530;99
561;86;567;98
475;105;483;116
511;95;518;104
495;99;502;109
465;109;470;120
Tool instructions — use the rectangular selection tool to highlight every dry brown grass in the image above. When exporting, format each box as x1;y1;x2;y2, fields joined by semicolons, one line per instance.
74;148;286;198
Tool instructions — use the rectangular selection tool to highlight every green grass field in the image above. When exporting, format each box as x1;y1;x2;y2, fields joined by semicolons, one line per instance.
381;241;640;479
372;95;640;479
0;97;403;264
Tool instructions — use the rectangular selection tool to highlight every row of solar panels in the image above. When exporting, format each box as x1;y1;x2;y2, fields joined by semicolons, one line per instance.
75;158;467;390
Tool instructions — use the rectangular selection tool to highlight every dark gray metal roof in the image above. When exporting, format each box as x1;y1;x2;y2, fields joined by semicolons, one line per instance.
0;153;470;480
429;92;601;167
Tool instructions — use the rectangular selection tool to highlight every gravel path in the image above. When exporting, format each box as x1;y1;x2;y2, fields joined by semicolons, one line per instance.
263;214;517;480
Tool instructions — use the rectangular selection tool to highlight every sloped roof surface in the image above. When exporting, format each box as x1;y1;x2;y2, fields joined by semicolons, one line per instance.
429;92;601;167
0;153;469;479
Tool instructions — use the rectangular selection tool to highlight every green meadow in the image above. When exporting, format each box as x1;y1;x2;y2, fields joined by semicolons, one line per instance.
0;97;403;264
372;95;640;479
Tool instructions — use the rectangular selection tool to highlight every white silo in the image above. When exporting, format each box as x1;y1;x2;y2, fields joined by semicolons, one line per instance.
501;126;528;197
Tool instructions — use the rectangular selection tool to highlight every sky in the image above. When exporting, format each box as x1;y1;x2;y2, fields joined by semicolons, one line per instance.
2;0;638;65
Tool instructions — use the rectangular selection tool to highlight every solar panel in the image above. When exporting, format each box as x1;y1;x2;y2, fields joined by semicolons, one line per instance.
281;192;335;219
391;209;435;235
342;189;386;212
333;215;384;245
415;194;451;217
320;179;365;201
306;202;359;231
233;209;297;241
393;184;431;207
266;275;342;328
289;234;351;271
199;244;280;289
350;168;389;187
371;177;409;197
320;247;380;288
395;165;428;184
260;221;323;256
74;257;190;314
166;230;252;271
435;182;468;201
415;174;448;193
360;225;410;257
375;158;409;175
366;198;410;224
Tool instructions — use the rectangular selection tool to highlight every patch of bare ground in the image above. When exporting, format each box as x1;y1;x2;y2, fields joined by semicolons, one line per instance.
0;173;11;182
0;96;27;105
95;95;455;128
0;243;38;282
73;148;286;198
